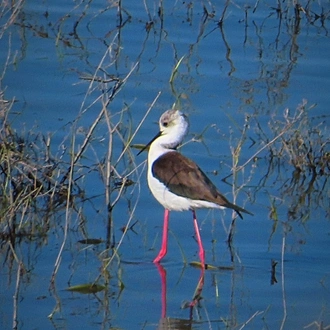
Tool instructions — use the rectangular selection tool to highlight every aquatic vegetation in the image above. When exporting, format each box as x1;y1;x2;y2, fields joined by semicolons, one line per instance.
0;0;329;329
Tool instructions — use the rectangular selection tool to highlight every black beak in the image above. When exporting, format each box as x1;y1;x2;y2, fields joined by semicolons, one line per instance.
137;131;162;156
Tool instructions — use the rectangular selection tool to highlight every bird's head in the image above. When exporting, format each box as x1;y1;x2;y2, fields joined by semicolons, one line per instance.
137;109;189;155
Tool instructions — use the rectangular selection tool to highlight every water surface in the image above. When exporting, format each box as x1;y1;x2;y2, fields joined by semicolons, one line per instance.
0;1;329;329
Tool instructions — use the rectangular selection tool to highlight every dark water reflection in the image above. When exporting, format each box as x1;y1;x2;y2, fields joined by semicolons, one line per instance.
0;0;330;329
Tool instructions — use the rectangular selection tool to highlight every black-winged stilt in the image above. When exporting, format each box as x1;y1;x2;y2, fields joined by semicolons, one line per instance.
138;109;253;267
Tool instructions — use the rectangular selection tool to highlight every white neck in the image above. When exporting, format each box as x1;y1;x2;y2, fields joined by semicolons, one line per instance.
148;112;189;164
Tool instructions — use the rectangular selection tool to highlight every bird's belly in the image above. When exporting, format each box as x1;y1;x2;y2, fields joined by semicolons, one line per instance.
147;172;223;211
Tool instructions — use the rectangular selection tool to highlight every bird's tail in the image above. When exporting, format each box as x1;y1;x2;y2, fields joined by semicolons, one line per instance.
228;202;253;219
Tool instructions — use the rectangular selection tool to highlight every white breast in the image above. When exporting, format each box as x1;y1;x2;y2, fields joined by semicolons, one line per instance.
147;167;224;212
147;169;192;211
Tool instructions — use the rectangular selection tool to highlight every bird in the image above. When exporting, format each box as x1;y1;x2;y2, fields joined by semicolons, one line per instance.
138;109;253;267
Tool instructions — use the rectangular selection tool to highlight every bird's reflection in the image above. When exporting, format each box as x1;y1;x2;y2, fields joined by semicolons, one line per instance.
155;263;205;329
158;317;193;330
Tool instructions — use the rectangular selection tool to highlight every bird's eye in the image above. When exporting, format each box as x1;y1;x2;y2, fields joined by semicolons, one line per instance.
163;121;168;127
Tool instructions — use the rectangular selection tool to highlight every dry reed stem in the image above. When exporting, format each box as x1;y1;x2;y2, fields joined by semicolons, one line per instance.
280;235;287;330
235;106;306;174
101;91;162;269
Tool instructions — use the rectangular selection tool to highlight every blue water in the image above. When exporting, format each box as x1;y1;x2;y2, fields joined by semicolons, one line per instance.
0;1;329;329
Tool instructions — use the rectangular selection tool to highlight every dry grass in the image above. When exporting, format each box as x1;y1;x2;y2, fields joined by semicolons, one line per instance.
0;1;329;327
0;106;64;239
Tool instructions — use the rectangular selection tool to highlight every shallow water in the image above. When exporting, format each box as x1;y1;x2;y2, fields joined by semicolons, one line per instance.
0;1;329;329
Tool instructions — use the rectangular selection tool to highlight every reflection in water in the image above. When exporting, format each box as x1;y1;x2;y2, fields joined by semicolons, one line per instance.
158;317;192;330
1;0;330;329
155;263;205;330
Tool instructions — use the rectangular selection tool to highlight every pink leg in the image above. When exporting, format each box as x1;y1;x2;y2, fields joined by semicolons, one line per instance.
153;209;170;263
189;269;205;307
192;210;205;268
154;263;167;318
